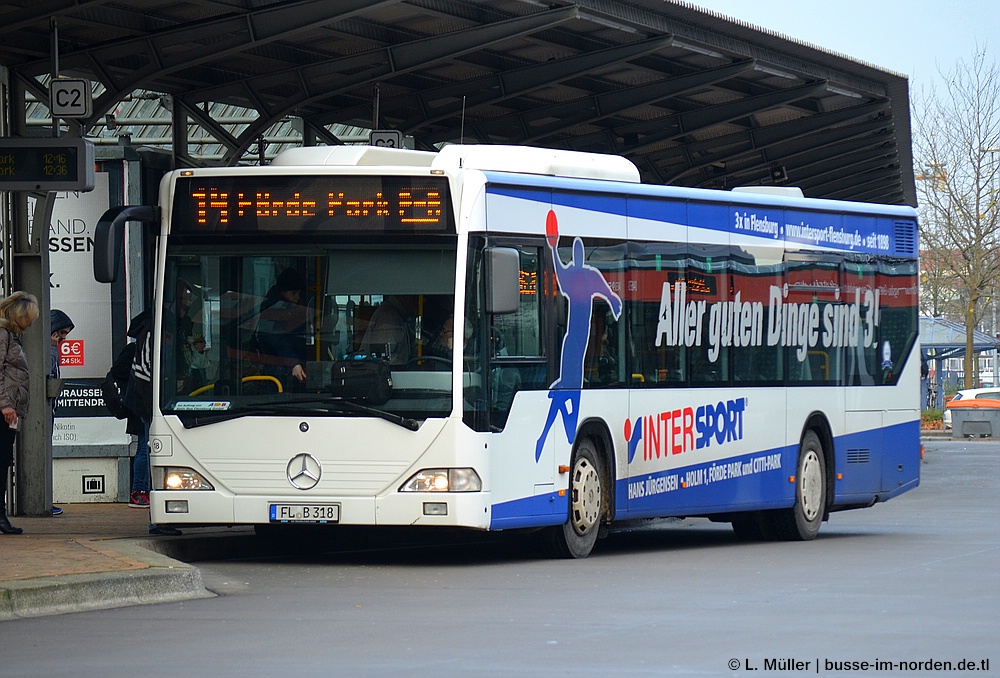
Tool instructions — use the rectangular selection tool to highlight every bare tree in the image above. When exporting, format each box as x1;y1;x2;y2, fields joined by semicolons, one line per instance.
914;47;1000;387
918;247;963;318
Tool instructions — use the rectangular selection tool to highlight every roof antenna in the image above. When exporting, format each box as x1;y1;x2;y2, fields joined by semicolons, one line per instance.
460;95;466;145
373;83;380;129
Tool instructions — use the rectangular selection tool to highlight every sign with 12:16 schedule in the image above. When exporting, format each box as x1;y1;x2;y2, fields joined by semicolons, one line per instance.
0;137;95;191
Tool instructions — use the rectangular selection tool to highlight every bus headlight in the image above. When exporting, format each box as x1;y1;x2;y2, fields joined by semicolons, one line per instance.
399;468;482;493
158;467;215;491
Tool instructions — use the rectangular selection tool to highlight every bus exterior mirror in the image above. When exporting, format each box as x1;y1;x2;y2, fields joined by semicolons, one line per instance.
485;247;520;314
93;205;158;283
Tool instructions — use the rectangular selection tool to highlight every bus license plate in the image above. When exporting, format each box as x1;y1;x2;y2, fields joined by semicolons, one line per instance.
269;504;340;523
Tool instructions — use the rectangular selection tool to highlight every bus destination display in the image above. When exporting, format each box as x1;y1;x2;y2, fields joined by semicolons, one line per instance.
173;175;453;234
0;138;95;191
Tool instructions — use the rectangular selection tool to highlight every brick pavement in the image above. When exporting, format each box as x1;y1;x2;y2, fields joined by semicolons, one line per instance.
0;503;223;620
0;503;153;581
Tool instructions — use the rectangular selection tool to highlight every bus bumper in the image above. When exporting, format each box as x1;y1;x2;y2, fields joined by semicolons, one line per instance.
150;490;492;530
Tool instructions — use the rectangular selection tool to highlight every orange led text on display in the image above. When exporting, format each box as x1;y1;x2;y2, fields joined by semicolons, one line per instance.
190;187;442;225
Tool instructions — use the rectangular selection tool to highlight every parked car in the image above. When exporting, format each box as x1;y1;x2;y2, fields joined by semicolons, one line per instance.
943;387;1000;429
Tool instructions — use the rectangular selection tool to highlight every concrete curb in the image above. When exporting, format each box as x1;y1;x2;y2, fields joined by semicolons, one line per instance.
0;539;215;621
922;431;997;441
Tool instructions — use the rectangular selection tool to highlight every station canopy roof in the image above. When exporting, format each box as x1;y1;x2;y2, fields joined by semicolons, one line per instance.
0;0;915;205
920;317;1000;362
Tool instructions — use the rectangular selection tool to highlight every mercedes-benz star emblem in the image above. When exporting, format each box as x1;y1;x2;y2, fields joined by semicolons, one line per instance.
286;453;322;490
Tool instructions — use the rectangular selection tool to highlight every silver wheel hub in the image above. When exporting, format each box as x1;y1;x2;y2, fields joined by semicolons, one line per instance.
570;457;601;535
799;449;823;521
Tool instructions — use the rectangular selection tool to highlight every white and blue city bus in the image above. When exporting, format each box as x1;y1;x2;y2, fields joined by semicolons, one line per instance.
95;144;920;557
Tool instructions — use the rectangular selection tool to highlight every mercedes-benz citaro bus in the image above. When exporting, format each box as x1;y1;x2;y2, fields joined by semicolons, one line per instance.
94;144;920;558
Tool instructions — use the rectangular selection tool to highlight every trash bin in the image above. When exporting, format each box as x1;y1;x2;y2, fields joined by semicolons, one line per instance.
950;402;1000;438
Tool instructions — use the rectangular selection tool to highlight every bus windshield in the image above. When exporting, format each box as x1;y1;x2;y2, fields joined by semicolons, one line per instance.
160;243;458;423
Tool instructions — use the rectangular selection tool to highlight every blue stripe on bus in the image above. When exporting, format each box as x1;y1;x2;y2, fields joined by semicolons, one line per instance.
481;171;918;218
484;181;916;257
834;419;921;501
491;493;568;530
615;443;799;519
490;419;919;530
487;184;627;217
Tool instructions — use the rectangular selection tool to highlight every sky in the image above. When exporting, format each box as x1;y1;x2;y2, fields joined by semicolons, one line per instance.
683;0;998;94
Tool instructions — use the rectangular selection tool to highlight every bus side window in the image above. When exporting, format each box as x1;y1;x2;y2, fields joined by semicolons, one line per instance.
844;254;878;386
490;246;541;359
627;241;686;387
873;257;918;386
687;245;729;386
487;244;545;429
785;253;843;386
583;301;623;387
732;245;784;385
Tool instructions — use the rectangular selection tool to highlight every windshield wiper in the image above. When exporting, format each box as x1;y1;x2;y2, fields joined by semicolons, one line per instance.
177;404;324;428
321;398;420;431
175;396;420;431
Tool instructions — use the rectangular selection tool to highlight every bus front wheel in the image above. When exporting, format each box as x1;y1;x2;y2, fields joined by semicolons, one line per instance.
549;437;605;558
760;430;826;540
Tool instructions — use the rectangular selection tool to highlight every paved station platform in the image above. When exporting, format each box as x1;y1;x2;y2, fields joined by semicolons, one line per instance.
0;503;236;620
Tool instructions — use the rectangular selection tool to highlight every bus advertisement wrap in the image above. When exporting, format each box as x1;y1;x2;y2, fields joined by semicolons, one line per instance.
96;144;919;557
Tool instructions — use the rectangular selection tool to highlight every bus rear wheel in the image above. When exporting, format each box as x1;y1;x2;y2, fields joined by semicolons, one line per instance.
760;430;826;541
549;438;605;558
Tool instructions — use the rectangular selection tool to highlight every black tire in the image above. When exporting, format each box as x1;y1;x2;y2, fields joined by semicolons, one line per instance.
549;438;605;558
759;430;826;541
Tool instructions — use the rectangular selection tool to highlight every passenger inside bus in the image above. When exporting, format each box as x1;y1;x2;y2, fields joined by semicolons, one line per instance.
256;268;310;389
406;314;453;365
358;295;417;365
168;279;197;393
433;317;455;353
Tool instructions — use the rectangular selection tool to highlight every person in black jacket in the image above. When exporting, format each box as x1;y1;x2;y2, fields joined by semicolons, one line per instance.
48;309;75;516
122;312;181;535
122;312;153;510
107;318;145;451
